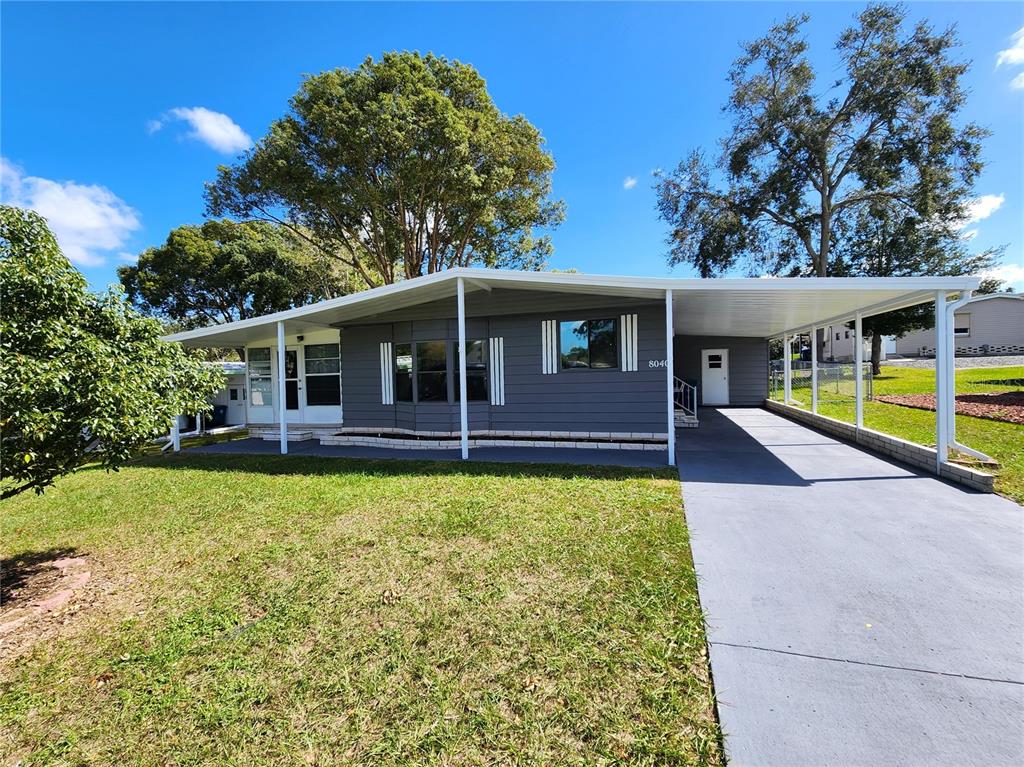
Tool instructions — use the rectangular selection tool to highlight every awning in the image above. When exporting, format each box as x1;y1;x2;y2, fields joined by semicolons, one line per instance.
164;268;979;347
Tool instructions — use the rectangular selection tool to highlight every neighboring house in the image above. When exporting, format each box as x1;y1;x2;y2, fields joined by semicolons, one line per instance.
821;325;890;363
208;361;247;426
165;268;979;466
892;293;1024;357
175;362;247;432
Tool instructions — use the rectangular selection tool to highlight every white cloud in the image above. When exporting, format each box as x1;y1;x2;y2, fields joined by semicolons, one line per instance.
0;157;141;267
996;27;1024;68
1011;72;1024;90
623;176;638;190
960;194;1005;227
961;229;979;241
118;251;139;263
149;107;252;154
982;261;1024;291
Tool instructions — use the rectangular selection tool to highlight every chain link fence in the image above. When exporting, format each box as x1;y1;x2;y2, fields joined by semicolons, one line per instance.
770;360;873;404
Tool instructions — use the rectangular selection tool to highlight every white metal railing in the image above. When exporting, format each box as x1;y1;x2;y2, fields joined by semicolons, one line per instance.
674;376;697;419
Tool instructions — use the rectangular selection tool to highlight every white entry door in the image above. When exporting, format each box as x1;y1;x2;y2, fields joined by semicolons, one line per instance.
701;348;730;406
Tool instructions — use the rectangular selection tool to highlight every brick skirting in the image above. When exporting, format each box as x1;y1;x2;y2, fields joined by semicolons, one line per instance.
764;400;995;493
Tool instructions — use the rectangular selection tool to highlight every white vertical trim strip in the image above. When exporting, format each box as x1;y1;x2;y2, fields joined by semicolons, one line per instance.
380;341;394;405
541;320;558;374
665;292;675;466
499;337;505;405
633;314;639;370
619;313;639;371
457;277;469;459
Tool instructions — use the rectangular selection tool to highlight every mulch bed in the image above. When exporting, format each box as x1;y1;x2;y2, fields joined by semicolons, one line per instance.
876;391;1024;425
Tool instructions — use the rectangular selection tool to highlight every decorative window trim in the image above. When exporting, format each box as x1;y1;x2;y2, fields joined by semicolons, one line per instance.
620;313;638;372
380;341;394;404
489;337;505;406
541;320;558;374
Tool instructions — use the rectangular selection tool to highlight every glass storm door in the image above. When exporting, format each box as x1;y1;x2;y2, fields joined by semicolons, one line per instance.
284;347;304;422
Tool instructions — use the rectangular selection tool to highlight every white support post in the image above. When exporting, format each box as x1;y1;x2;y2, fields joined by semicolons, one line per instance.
854;313;864;429
457;277;469;460
665;289;675;467
935;291;948;471
810;326;818;414
277;320;288;455
171;416;180;452
783;335;792;404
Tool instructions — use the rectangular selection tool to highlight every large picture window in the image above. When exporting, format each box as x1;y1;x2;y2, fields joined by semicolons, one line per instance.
416;341;448;402
304;344;341;406
559;319;617;369
455;340;488;401
248;347;273;407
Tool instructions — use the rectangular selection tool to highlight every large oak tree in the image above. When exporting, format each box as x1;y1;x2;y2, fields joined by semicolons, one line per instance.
656;4;988;281
119;219;354;342
206;52;564;288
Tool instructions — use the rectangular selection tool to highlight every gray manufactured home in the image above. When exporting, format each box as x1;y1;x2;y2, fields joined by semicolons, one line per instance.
166;268;981;469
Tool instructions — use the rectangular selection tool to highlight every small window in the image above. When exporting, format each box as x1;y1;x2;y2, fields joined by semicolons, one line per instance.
395;343;413;402
559;319;617;369
229;388;238;401
845;331;851;339
954;313;970;337
416;341;448;401
835;333;840;341
455;340;488;401
248;347;273;407
304;343;341;406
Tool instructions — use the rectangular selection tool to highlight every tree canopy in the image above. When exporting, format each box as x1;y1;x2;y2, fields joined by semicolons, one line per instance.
206;51;564;288
656;4;988;280
118;219;355;333
1;206;222;500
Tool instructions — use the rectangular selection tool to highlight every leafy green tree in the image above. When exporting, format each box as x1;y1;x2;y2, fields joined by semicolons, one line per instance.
656;4;987;280
833;203;999;373
119;219;355;339
1;206;222;500
206;51;564;288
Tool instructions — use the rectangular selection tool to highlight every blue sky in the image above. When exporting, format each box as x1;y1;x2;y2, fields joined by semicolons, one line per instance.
3;1;1023;290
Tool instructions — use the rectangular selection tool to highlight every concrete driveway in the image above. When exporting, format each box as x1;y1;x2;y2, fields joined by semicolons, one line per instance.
679;408;1023;767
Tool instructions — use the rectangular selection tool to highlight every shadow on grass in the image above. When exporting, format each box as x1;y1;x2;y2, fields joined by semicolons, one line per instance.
101;451;678;483
1;547;79;607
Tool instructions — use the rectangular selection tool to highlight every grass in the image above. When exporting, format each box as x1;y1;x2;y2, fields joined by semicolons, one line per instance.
0;455;722;766
777;364;1024;503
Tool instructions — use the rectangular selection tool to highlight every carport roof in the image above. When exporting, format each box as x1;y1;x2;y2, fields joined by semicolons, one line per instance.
164;267;980;347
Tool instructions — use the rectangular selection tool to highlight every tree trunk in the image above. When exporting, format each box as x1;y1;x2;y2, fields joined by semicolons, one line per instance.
870;333;882;377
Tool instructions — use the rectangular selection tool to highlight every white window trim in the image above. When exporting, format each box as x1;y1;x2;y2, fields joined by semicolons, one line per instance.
953;312;970;337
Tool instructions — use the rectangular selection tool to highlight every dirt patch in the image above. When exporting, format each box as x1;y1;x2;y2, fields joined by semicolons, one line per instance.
876;391;1024;425
1;549;98;661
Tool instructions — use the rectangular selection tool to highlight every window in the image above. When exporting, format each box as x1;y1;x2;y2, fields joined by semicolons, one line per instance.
416;341;448;401
559;319;617;369
835;332;840;341
304;344;341;406
844;330;851;339
395;343;413;401
455;340;488;401
229;388;238;401
954;313;970;337
248;347;273;407
707;353;723;369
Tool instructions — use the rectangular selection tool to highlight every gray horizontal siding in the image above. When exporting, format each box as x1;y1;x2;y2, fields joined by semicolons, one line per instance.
339;301;669;434
674;335;768;406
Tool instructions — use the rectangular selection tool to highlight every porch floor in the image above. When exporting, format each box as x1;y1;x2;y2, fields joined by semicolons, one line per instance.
185;437;670;469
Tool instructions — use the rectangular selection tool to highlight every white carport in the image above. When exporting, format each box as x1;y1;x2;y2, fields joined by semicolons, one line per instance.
165;268;981;471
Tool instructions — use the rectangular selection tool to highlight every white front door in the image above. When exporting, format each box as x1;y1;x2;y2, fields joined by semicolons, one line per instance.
283;346;305;423
701;348;729;406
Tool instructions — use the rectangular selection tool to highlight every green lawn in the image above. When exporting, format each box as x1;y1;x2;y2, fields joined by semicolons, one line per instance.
0;456;722;766
778;364;1024;503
